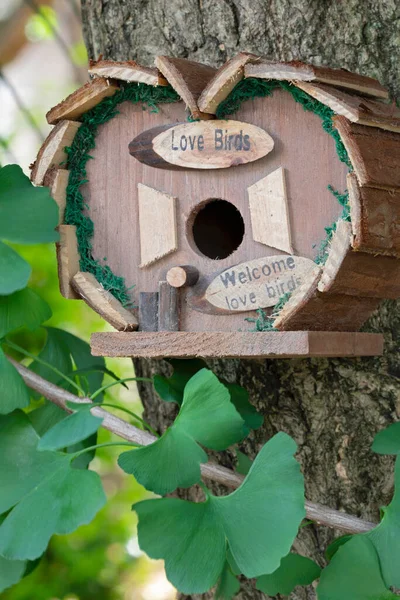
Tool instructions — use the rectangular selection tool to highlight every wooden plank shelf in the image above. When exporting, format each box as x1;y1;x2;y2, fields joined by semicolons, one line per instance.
91;331;383;359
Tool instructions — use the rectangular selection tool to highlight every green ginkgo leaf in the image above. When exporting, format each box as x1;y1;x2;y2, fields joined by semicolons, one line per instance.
0;555;26;594
134;432;305;594
0;165;59;244
154;360;262;432
367;456;400;588
317;536;396;600
256;553;321;596
372;423;400;455
118;369;246;494
0;287;51;337
37;405;103;451
0;348;30;414
0;411;105;560
0;242;31;295
215;562;240;600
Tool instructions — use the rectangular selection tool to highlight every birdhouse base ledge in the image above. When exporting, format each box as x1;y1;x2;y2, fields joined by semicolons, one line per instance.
90;331;383;359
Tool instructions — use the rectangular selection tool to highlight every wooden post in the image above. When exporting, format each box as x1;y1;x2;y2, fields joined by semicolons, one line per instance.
139;292;159;332
158;281;179;331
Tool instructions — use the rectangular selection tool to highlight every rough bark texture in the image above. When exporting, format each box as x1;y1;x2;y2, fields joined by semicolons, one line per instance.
80;2;400;598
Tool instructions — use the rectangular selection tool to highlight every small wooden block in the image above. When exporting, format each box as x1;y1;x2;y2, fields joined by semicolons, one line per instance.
56;225;80;299
88;59;168;86
46;78;119;125
31;120;80;186
334;116;400;189
158;281;179;331
90;331;384;359
198;52;258;115
245;60;389;99
138;183;178;267
348;172;400;256
166;265;199;288
318;220;400;298
139;292;159;332
248;167;293;253
274;268;380;331
72;271;138;331
294;81;400;133
155;56;217;119
44;168;69;224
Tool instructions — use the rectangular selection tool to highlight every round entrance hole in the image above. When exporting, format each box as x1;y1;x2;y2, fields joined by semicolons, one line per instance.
191;199;245;260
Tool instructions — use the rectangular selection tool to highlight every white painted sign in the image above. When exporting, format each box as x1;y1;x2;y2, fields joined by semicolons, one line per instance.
205;255;317;312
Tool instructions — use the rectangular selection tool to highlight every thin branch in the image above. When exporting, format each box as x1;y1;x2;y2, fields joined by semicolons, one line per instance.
10;357;376;535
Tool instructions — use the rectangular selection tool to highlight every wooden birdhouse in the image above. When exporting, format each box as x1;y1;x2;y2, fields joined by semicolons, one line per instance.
32;54;400;358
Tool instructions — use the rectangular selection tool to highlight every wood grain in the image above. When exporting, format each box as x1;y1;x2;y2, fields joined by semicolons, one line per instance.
90;330;383;358
56;225;80;299
318;220;400;298
347;172;400;256
158;281;179;331
155;56;216;119
139;292;158;331
245;60;388;99
72;271;138;330
46;78;119;125
198;52;258;114
85;89;348;332
138;183;178;267
334;116;400;188
274;268;380;331
31;120;80;185
88;59;168;86
248;166;293;253
295;81;400;133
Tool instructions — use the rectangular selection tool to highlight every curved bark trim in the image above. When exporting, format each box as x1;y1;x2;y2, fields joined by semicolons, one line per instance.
46;78;119;125
198;52;259;114
245;59;388;99
30;119;80;185
88;58;168;86
155;56;216;119
294;81;400;133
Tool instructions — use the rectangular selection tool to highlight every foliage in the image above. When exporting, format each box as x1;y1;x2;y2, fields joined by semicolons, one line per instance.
256;553;321;596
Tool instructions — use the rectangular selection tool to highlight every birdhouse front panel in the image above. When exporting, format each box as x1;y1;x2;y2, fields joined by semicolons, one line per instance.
33;54;400;358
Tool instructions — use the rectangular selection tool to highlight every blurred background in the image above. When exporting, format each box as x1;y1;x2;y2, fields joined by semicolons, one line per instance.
0;1;175;598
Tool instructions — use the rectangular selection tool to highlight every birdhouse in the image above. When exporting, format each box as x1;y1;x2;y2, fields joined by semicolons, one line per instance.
32;54;400;358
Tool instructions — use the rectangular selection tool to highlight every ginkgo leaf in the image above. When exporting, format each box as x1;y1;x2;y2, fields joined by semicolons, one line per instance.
154;360;263;432
372;423;400;455
0;165;59;244
153;358;206;404
134;433;305;594
215;562;240;600
0;287;51;337
325;535;352;562
37;405;103;451
235;449;253;475
0;348;30;414
118;369;246;494
317;536;396;600
0;411;105;560
256;553;321;596
0;555;26;594
367;456;400;588
0;241;31;295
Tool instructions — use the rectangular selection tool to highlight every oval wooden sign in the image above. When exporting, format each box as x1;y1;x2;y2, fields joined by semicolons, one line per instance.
129;120;274;170
204;255;318;313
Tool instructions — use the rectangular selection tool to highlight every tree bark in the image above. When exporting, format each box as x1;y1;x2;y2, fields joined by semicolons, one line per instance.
80;2;400;598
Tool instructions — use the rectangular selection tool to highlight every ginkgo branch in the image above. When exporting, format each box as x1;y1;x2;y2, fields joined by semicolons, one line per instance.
9;356;376;536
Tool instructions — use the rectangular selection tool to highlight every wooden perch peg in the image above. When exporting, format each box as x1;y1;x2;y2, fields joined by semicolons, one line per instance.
166;265;200;288
158;281;179;331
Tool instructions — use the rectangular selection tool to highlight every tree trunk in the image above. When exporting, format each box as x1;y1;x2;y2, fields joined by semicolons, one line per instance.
81;2;400;598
